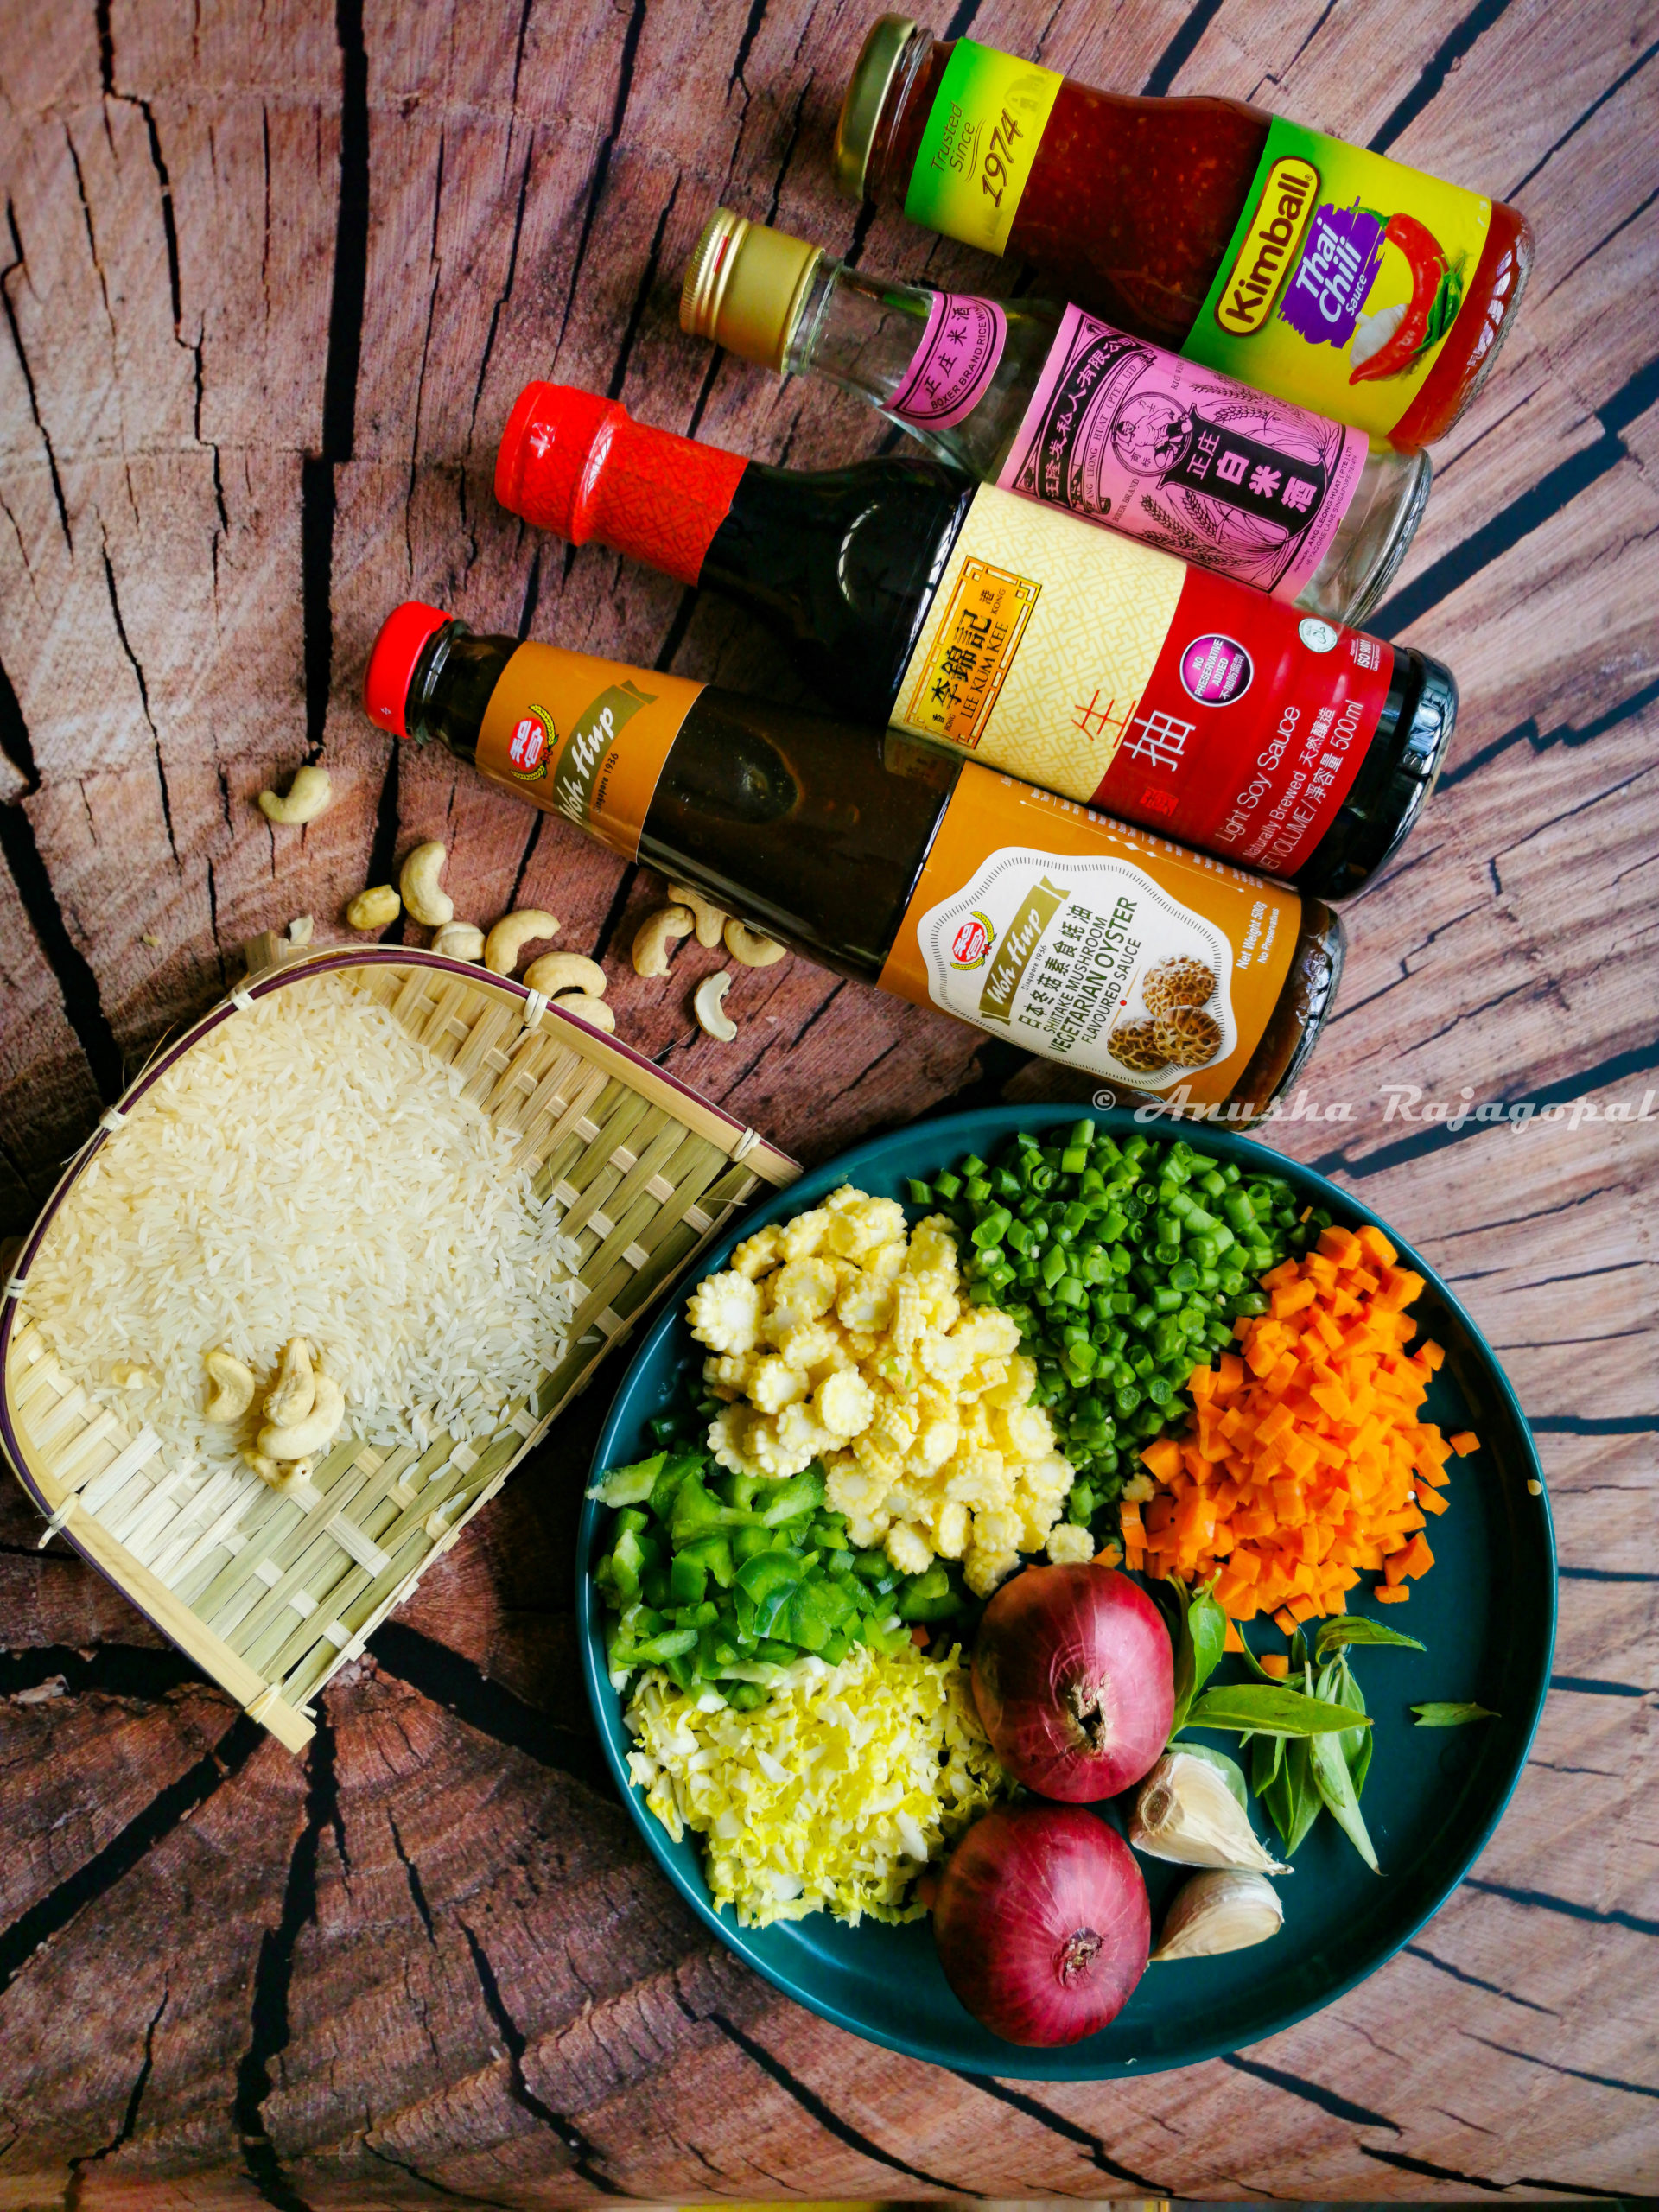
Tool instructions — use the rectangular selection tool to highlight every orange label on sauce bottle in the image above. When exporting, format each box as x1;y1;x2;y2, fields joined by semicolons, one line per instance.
880;765;1299;1104
475;642;702;861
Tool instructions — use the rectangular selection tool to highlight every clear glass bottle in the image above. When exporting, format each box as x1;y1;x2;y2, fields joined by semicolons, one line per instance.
681;207;1431;626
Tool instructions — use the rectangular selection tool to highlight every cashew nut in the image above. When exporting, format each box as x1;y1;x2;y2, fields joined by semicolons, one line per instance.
430;920;486;963
554;991;616;1032
524;951;607;998
264;1338;316;1427
347;884;400;931
484;908;560;975
257;1370;345;1460
258;765;333;827
204;1348;256;1423
694;970;738;1042
632;904;695;978
246;1449;312;1493
668;881;728;949
110;1362;155;1389
287;915;314;946
723;918;786;968
400;842;454;928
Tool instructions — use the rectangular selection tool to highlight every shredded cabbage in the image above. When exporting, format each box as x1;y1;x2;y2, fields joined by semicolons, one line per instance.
625;1642;1009;1928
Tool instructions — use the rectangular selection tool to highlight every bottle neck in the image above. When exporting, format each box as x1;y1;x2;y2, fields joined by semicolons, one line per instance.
862;24;936;205
407;621;516;759
787;253;1060;478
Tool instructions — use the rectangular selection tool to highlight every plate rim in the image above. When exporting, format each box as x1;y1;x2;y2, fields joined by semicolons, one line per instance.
577;1104;1557;2078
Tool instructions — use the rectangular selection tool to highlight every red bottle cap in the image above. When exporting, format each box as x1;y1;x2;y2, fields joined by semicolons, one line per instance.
494;382;748;588
363;601;450;738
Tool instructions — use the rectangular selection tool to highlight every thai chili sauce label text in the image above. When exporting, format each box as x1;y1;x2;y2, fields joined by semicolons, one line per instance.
892;486;1393;877
1185;116;1492;441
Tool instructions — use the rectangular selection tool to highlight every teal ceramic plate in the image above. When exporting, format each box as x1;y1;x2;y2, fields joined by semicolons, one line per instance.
576;1107;1555;2078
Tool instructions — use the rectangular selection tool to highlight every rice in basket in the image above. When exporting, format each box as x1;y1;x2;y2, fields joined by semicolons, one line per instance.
19;970;581;1471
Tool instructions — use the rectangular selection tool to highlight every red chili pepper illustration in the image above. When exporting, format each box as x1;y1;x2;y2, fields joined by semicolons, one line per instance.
1350;213;1447;384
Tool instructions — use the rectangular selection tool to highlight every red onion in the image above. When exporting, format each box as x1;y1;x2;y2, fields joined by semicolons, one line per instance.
934;1805;1149;2046
971;1564;1173;1800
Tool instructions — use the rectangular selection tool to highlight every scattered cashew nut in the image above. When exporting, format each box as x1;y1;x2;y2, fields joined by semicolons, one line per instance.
694;971;738;1042
632;904;695;978
258;765;333;827
523;951;607;998
723;918;786;968
668;880;728;949
264;1338;316;1428
257;1370;345;1461
287;915;314;946
554;991;615;1032
400;841;454;927
110;1362;155;1389
484;908;560;976
346;884;400;931
431;920;486;963
204;1348;256;1423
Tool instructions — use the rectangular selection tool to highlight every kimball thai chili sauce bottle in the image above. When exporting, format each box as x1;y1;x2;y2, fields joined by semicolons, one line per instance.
680;206;1431;626
834;16;1533;452
363;601;1344;1122
493;384;1458;900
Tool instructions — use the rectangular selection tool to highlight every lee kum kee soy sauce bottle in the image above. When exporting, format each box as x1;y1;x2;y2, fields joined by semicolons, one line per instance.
363;601;1346;1122
679;205;1432;625
493;383;1458;899
834;17;1533;452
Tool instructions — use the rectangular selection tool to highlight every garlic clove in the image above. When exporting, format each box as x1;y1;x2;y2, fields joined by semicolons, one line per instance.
1151;1869;1284;1962
1131;1751;1287;1875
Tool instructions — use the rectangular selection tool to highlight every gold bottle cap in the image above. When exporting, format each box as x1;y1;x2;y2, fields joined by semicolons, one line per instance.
833;14;919;202
680;207;823;373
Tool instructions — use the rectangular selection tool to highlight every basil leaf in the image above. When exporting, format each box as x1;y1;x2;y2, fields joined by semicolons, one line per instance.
1283;1738;1323;1853
1166;1577;1198;1736
1316;1618;1426;1657
1189;1586;1229;1701
1336;1658;1373;1798
1234;1621;1278;1683
1259;1739;1298;1847
1250;1729;1285;1796
1413;1701;1499;1727
1188;1684;1371;1735
1310;1725;1380;1871
1176;1740;1249;1811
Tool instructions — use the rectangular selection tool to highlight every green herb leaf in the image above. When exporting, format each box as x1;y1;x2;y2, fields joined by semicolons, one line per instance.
1315;1618;1426;1657
1282;1737;1323;1853
1251;1729;1285;1796
1413;1701;1499;1727
1234;1621;1278;1684
1310;1724;1380;1871
1187;1684;1372;1736
1333;1656;1373;1798
1166;1579;1227;1736
1258;1737;1297;1847
1175;1741;1250;1811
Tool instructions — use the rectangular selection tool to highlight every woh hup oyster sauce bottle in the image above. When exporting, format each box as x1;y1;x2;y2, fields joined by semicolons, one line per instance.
363;601;1345;1122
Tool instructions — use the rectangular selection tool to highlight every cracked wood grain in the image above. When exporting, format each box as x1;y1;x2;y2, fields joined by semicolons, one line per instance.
0;0;1654;2200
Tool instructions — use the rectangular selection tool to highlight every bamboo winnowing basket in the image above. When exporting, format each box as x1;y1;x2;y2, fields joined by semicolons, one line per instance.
0;944;798;1751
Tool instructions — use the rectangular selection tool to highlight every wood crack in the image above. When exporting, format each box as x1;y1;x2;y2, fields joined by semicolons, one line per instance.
949;2069;1166;2191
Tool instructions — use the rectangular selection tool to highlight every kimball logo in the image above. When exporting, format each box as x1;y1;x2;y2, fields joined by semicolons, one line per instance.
950;912;995;969
1215;156;1321;336
507;709;552;779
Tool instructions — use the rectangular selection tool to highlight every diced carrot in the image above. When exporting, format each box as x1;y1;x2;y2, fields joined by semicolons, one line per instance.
1261;1653;1291;1678
1094;1543;1123;1567
1374;1583;1410;1604
1136;1235;1453;1625
1223;1618;1246;1653
1449;1430;1480;1456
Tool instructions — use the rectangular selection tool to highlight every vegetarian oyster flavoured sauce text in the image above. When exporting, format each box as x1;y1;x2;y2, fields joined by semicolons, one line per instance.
834;17;1532;450
363;602;1344;1119
494;385;1458;899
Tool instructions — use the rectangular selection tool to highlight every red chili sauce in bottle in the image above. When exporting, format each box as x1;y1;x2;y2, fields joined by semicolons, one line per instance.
844;18;1532;452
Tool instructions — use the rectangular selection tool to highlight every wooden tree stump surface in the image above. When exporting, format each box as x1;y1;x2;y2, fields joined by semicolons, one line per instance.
1;0;1655;2202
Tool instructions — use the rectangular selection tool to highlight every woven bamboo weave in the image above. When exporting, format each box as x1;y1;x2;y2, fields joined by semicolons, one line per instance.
0;944;797;1751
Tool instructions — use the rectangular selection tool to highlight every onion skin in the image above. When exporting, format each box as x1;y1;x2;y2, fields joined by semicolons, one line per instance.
971;1565;1174;1801
934;1806;1150;2046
